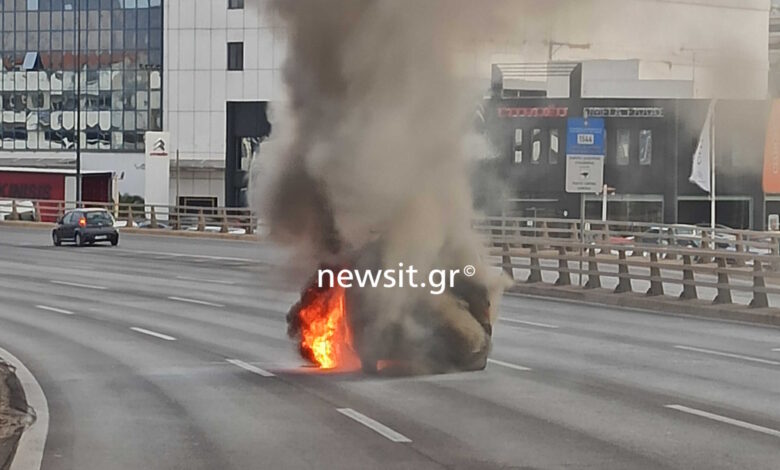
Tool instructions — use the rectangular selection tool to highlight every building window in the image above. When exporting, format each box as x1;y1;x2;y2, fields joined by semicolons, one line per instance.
549;128;559;164
228;0;245;9
616;129;630;166
639;129;653;165
228;42;244;71
513;129;523;163
531;129;542;164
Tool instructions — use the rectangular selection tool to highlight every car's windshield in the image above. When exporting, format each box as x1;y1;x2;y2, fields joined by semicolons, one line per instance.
86;211;114;225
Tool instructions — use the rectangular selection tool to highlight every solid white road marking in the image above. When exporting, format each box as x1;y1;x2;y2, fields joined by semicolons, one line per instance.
336;408;412;443
176;276;236;285
500;318;559;329
0;346;49;470
487;358;532;371
50;280;107;290
665;405;780;439
674;345;780;366
130;327;177;341
35;305;74;315
226;359;275;377
168;296;224;308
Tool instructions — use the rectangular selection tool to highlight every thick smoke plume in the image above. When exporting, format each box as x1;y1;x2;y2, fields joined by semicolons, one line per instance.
256;1;518;371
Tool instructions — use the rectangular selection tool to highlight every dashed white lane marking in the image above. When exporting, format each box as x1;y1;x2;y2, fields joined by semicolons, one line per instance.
500;318;559;329
665;405;780;439
176;276;236;285
130;327;177;341
35;305;74;315
167;296;225;308
772;348;780;352
0;345;49;470
336;408;412;443
487;358;533;372
226;359;275;377
674;345;780;366
50;280;107;290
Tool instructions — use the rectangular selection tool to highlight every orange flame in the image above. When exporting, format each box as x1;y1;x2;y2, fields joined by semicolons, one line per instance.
297;285;357;369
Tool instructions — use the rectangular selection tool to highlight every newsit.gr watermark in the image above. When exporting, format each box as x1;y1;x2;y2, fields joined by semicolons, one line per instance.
318;264;477;295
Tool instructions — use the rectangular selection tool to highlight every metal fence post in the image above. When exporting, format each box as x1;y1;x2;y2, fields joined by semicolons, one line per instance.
527;244;542;284
150;206;158;229
614;249;632;293
713;256;732;305
501;243;514;280
749;260;769;309
33;201;41;222
197;209;206;232
555;246;571;286
584;247;601;289
646;251;664;297
679;254;697;300
220;208;229;233
733;233;746;267
9;199;19;221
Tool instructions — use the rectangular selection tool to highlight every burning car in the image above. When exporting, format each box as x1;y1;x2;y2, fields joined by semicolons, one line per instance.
287;239;499;375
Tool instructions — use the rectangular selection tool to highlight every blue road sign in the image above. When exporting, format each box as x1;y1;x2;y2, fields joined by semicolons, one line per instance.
566;118;605;156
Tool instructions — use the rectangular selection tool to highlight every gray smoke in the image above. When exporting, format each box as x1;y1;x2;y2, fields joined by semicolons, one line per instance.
255;0;517;371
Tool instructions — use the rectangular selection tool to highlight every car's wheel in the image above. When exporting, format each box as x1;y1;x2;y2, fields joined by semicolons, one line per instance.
52;232;61;246
75;232;84;247
110;235;119;246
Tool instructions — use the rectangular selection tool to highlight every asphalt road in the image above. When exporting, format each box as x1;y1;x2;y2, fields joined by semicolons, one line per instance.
1;226;779;469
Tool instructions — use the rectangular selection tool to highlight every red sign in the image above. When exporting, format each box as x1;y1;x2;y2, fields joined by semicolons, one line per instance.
498;106;569;118
764;100;780;193
0;172;64;200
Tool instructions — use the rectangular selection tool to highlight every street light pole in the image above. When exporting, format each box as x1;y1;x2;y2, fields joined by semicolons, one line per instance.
75;0;82;205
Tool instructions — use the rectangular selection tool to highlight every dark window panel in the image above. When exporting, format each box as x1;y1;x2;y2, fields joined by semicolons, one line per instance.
62;10;73;29
51;30;61;48
39;10;50;29
50;9;61;29
137;7;147;27
149;27;161;48
123;9;135;30
149;5;160;28
14;12;24;30
110;9;121;28
228;0;244;9
27;11;38;29
98;9;109;29
227;42;243;70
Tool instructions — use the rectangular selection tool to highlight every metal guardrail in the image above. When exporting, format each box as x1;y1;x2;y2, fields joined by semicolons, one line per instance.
476;217;780;310
0;197;260;235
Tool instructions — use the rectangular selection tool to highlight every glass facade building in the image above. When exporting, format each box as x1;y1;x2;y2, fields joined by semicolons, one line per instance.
0;0;162;152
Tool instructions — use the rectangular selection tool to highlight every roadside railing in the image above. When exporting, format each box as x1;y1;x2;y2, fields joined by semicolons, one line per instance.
476;217;780;311
0;197;260;235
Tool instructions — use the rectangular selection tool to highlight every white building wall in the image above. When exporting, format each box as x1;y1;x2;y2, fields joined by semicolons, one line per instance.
457;0;770;99
163;0;286;166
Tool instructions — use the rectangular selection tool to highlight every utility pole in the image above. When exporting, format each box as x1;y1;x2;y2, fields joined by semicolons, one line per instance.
75;0;82;205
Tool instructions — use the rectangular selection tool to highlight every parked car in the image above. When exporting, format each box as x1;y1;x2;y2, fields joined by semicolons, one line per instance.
637;225;701;248
695;223;738;250
52;208;119;247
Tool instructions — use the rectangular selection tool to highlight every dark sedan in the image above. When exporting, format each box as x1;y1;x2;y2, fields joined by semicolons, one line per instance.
53;208;119;247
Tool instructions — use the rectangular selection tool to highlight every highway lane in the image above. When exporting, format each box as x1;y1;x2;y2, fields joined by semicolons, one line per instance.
1;226;779;469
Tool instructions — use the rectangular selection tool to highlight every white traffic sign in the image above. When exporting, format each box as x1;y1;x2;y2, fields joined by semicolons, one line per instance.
566;154;604;193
